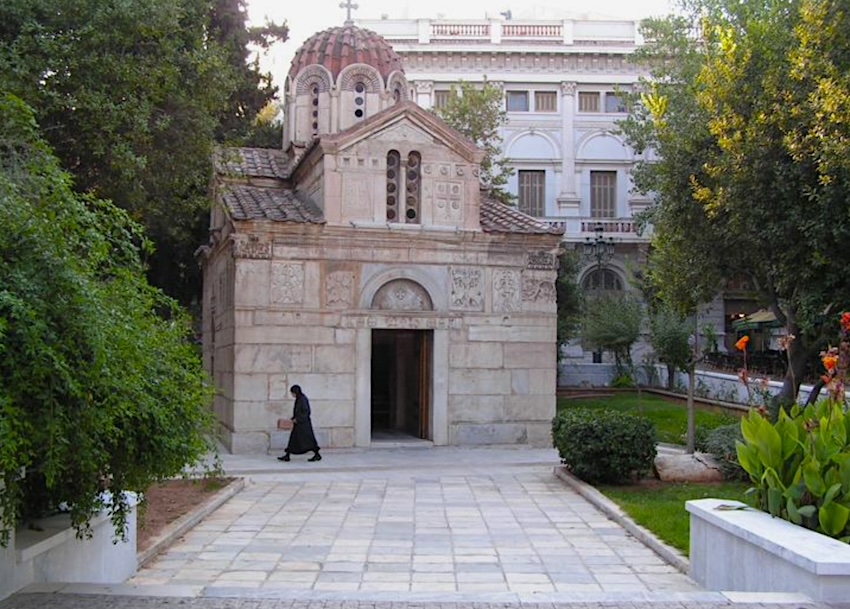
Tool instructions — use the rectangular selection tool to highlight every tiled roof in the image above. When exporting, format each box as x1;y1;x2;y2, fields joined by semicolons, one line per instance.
213;147;292;180
480;198;565;235
289;25;403;81
220;184;324;224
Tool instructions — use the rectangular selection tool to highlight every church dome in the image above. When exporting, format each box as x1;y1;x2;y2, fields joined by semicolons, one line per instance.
288;24;404;82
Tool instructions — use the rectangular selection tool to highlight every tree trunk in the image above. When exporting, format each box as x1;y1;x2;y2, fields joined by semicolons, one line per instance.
686;364;696;454
666;363;675;390
771;344;810;419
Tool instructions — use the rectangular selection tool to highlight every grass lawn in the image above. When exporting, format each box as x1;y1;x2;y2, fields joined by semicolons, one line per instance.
596;480;751;555
557;391;740;445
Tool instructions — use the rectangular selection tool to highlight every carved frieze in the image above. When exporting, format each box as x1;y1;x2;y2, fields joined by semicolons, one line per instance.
342;315;463;330
232;234;272;260
325;271;354;309
271;262;305;305
372;279;433;311
522;278;557;303
493;269;521;313
450;267;484;311
527;251;557;271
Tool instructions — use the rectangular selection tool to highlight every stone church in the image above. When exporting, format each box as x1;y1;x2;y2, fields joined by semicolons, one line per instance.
198;19;564;454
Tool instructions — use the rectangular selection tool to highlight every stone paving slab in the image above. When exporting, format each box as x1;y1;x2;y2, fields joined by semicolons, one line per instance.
127;453;699;600
0;592;834;609
1;446;835;608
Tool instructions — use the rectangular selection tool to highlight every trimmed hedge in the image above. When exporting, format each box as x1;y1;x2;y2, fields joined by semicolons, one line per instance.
552;408;657;484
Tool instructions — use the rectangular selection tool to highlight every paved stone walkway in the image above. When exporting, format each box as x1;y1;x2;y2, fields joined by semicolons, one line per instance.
1;445;836;608
123;446;696;600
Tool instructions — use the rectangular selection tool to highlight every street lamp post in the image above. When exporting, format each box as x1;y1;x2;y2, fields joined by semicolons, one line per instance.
583;225;615;269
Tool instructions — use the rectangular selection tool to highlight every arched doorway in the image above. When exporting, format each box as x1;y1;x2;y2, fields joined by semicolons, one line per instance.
369;279;434;441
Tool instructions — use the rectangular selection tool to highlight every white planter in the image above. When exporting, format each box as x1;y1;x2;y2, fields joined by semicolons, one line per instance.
0;493;138;602
687;498;850;602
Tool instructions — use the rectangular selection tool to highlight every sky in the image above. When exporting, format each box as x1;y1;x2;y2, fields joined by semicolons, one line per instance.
246;0;679;87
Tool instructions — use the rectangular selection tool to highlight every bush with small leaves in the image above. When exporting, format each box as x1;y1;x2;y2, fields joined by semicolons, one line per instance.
703;423;747;481
552;408;657;484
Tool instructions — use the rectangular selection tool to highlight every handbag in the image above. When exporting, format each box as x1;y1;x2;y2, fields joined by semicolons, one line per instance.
277;418;294;431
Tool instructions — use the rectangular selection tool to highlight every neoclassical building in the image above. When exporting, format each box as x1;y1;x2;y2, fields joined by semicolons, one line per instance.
199;21;564;453
358;13;730;358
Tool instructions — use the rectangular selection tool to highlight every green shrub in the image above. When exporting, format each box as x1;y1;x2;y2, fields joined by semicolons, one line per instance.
737;401;850;540
702;423;747;481
552;408;657;484
611;373;636;388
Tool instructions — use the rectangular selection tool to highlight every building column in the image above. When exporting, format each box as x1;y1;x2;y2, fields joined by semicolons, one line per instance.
415;80;434;108
354;328;372;447
558;81;580;211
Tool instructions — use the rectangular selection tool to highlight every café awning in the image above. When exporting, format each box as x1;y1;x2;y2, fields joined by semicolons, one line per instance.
732;309;781;331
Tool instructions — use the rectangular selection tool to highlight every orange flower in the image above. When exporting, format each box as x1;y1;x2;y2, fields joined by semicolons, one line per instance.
822;354;838;371
841;312;850;332
735;335;750;351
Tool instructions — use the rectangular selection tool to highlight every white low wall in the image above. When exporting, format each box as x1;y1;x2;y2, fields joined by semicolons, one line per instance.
0;499;137;601
559;362;824;406
687;498;850;602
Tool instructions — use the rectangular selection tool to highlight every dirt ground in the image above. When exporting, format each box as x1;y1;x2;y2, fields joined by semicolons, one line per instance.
136;477;237;552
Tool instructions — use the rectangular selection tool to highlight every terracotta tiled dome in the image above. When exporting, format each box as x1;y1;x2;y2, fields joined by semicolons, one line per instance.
288;24;404;82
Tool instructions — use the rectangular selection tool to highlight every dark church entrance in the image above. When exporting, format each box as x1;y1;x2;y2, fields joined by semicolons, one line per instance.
370;329;431;440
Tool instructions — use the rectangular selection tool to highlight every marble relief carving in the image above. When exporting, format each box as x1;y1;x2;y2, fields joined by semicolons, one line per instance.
522;278;557;303
372;279;433;311
231;234;272;259
450;267;484;311
434;181;464;223
271;262;305;305
493;270;521;312
527;251;557;270
325;271;354;309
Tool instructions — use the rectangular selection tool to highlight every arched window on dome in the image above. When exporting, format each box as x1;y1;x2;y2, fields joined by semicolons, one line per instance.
386;150;401;222
581;268;623;291
353;81;367;121
311;84;320;138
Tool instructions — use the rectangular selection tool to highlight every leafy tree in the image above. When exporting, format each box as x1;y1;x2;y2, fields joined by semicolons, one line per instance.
0;0;285;307
435;80;515;204
210;0;287;144
556;245;584;356
0;95;215;544
649;307;693;390
621;0;850;414
582;293;644;381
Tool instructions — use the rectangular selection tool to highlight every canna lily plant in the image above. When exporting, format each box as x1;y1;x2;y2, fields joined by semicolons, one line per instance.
735;312;850;542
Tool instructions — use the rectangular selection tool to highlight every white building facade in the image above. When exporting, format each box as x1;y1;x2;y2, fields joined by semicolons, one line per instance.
357;15;701;365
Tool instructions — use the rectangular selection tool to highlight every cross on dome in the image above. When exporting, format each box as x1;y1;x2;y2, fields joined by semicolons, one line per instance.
340;0;359;24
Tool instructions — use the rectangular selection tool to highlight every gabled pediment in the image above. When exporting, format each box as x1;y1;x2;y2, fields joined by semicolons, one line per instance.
313;102;484;165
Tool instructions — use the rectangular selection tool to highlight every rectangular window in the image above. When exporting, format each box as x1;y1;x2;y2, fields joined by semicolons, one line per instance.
534;91;557;112
518;170;545;217
578;91;600;112
506;91;529;112
433;90;450;109
590;171;616;218
605;92;626;113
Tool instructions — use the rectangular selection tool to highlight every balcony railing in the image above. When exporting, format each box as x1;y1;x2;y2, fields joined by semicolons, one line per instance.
581;220;635;233
431;23;491;38
502;23;562;39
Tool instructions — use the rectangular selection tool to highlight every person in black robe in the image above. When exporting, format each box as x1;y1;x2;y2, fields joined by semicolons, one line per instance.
278;385;321;462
